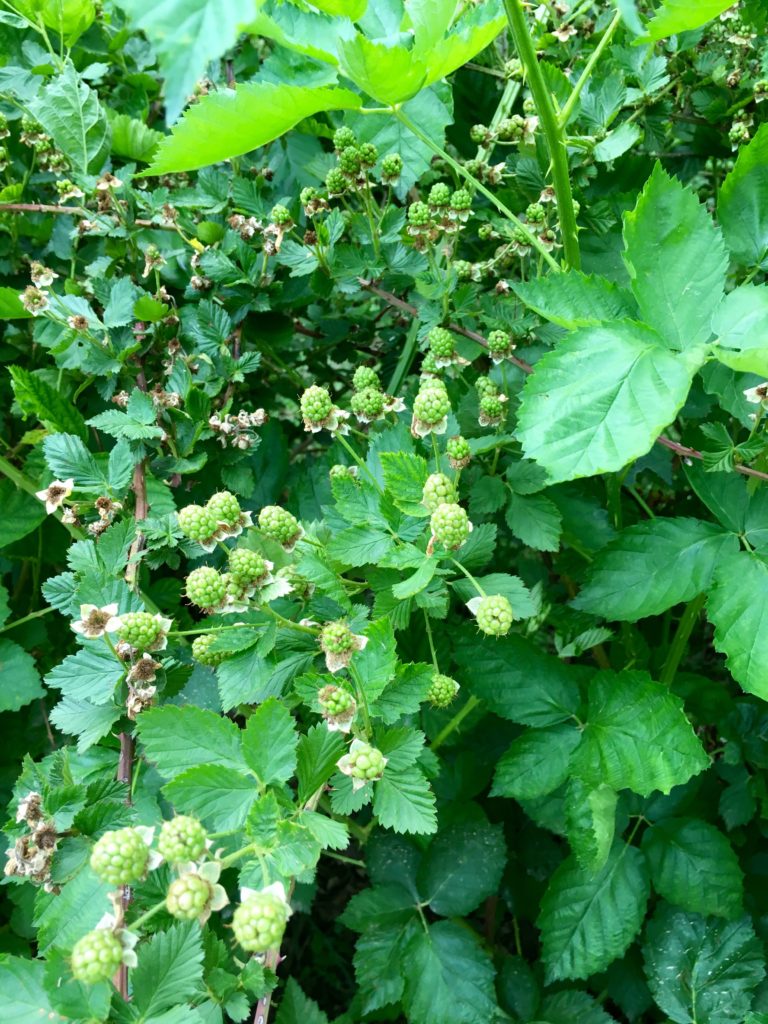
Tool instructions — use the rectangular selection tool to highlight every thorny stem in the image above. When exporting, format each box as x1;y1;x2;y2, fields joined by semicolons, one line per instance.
502;0;581;269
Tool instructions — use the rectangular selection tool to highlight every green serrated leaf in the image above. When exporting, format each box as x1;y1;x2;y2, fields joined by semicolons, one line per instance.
137;705;246;778
30;61;110;174
417;820;506;916
242;698;298;786
513;271;636;329
647;0;737;39
163;764;257;831
374;765;437;835
132;922;204;1018
707;551;768;700
491;724;581;800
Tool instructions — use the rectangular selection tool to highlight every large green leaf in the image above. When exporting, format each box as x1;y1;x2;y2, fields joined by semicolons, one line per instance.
420;10;506;90
0;481;46;549
711;284;768;376
242;697;298;787
642;819;743;919
275;978;329;1024
719;124;768;269
30;61;110;174
136;705;246;778
623;164;727;350
373;766;437;835
417;821;506;916
513;272;636;329
517;322;696;483
538;844;650;981
338;35;428;105
0;639;43;712
643;906;765;1024
491;725;581;800
647;0;740;39
0;957;56;1023
9;366;89;442
564;778;617;874
131;923;204;1018
573;517;737;621
163;764;258;831
146;84;363;174
574;670;708;796
707;550;768;700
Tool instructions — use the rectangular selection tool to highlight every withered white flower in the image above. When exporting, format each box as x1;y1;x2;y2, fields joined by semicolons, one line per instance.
71;603;121;639
743;382;768;404
35;478;74;514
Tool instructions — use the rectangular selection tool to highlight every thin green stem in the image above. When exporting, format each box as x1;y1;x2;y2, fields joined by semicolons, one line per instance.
0;606;53;634
423;611;439;672
392;108;561;272
334;431;383;493
449;558;486;596
559;11;622;127
502;0;581;269
659;594;706;686
349;662;373;738
387;318;420;396
476;78;520;163
431;695;482;751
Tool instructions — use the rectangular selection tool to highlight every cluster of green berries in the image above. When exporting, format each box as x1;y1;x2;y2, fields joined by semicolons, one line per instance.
407;187;472;240
353;365;381;391
90;827;149;885
430;503;471;550
412;382;451;431
427;673;460;708
186;566;228;610
318;684;354;716
158;815;207;863
71;929;123;984
270;204;293;227
422;473;458;511
487;329;515;360
447;435;471;469
301;384;333;426
329;464;356;481
232;890;290;952
476;377;506;425
351;386;385;421
323;126;400;194
428;326;456;362
117;612;167;652
320;620;355;655
258;505;302;548
167;873;212;920
346;742;387;782
475;595;514;636
229;548;268;587
192;633;226;667
178;503;218;544
178;491;244;547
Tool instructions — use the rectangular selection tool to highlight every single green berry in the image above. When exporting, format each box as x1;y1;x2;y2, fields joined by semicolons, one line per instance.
186;566;228;610
232;891;290;952
352;365;380;391
475;375;497;399
453;259;473;280
300;186;319;206
428;183;451;207
408;201;431;227
117;612;166;651
90;827;150;885
71;929;123;985
422;473;458;512
158;815;208;863
229;548;268;586
421;351;441;375
430;503;471;550
470;123;489;144
338;145;361;174
351;386;385;421
413;387;450;426
318;684;354;716
347;741;387;781
480;393;505;421
475;595;513;636
320;620;355;655
526;202;546;224
427;673;459;708
325;167;347;194
381;153;403;181
167;873;212;920
270;204;292;226
478;224;494;241
504;57;523;80
497;115;525;141
333;126;356;151
428;326;455;360
450;188;472;211
206;490;241;527
301;385;333;425
358;142;378;166
259;506;302;547
178;504;218;544
447;435;471;468
487;329;514;358
192;634;226;667
523;96;536;116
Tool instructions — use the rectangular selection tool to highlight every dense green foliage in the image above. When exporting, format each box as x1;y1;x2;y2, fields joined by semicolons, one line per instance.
2;0;768;1021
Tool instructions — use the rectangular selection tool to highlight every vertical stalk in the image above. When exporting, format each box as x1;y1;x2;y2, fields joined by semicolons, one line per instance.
659;594;706;686
502;0;581;269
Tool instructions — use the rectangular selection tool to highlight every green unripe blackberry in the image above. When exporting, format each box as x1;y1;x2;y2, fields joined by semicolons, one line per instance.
229;548;268;586
192;634;226;667
352;365;380;391
270;204;292;226
504;57;523;80
300;186;319;206
430;503;471;550
71;929;123;984
358;142;378;166
475;595;513;636
450;188;472;211
413;387;450;426
186;566;228;610
233;891;290;952
158;815;208;863
90;827;150;885
318;684;354;716
167;874;212;920
320;620;355;655
480;393;505;421
207;491;241;527
259;506;301;546
408;201;431;227
447;435;471;467
427;673;459;708
421;351;441;375
497;115;525;141
178;504;218;544
301;385;333;424
478;224;494;241
487;329;514;358
118;612;166;651
381;153;403;181
475;376;497;399
453;259;473;280
333;126;356;151
428;326;455;359
347;742;387;781
351;386;385;421
329;464;355;481
325;167;347;194
470;123;490;144
338;145;361;174
526;202;546;224
428;183;451;207
422;473;458;511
